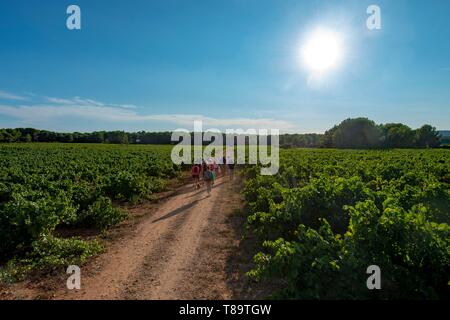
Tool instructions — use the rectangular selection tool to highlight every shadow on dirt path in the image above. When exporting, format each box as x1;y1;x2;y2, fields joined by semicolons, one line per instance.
0;172;271;300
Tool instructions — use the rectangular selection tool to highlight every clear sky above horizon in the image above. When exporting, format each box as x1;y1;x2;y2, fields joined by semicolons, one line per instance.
0;0;449;133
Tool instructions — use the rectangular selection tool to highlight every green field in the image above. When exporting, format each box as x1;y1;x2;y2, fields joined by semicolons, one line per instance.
0;143;180;280
243;148;449;299
0;144;449;299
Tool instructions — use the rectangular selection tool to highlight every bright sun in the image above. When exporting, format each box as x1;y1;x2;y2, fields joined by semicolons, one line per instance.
301;28;343;73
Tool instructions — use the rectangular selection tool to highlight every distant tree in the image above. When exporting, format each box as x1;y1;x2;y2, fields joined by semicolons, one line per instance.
381;123;415;148
414;125;440;148
279;133;323;148
23;133;32;142
0;129;21;142
322;125;338;148
59;133;74;143
87;132;105;143
332;118;383;149
121;133;129;144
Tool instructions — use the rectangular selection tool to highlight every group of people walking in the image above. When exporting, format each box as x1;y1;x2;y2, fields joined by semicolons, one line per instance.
190;157;235;196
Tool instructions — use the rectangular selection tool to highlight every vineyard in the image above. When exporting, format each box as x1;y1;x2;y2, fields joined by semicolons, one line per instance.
0;143;449;300
243;149;449;299
0;143;180;280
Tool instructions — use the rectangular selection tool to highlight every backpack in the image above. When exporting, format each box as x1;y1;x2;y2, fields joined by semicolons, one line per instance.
203;170;212;181
191;165;200;176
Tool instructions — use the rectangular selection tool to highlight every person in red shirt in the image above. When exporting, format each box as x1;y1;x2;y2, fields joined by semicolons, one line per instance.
191;163;201;189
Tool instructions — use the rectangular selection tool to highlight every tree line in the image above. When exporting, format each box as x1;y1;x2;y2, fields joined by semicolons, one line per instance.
321;118;442;149
0;129;171;145
283;118;444;148
0;118;445;148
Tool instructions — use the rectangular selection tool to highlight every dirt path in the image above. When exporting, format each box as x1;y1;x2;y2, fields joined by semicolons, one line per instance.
1;174;260;300
1;173;270;300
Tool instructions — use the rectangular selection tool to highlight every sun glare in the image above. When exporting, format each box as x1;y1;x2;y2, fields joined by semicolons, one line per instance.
301;28;343;73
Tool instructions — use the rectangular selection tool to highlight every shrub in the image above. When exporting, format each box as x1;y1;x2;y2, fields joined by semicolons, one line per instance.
79;196;127;230
0;235;103;282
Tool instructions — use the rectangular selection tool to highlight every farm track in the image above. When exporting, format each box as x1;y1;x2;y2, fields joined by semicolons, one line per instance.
59;176;241;299
2;174;266;300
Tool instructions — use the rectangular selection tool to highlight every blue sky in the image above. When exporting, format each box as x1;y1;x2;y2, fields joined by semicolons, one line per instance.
0;0;449;133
